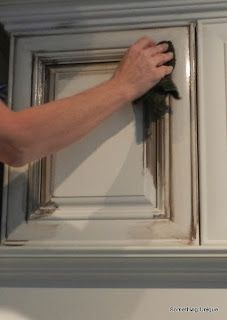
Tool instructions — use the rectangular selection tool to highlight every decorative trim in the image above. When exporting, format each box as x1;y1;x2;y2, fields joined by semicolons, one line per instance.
0;0;227;34
1;248;227;287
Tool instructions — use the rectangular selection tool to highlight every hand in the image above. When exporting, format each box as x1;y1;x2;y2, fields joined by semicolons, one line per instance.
111;37;174;101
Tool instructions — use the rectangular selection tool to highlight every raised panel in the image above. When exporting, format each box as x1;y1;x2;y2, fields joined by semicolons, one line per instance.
52;64;149;199
47;59;157;220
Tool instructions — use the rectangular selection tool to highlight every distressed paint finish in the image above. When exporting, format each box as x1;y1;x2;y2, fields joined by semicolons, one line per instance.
1;26;198;248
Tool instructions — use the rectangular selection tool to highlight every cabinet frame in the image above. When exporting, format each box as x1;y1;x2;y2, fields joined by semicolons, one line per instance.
198;18;227;245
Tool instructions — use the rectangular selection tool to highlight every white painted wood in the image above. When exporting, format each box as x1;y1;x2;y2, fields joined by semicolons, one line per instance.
3;26;198;247
198;20;227;245
0;0;227;34
7;219;192;246
51;62;155;213
52;64;147;198
2;247;227;287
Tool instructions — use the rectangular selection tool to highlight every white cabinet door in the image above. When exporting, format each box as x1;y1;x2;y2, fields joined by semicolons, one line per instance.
198;20;227;245
2;26;198;248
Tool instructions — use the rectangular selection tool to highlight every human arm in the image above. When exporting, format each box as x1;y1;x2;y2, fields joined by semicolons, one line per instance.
0;37;173;167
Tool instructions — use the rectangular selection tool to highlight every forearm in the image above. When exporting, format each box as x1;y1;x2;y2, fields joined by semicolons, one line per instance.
9;78;128;165
1;37;173;167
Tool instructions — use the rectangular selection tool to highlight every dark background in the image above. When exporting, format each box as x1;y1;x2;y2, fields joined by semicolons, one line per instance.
0;23;10;240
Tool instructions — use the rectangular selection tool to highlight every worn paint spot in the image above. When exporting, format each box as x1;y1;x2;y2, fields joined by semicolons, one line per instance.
128;220;189;240
30;200;58;220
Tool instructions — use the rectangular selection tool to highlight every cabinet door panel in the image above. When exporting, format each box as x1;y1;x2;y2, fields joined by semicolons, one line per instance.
3;26;198;248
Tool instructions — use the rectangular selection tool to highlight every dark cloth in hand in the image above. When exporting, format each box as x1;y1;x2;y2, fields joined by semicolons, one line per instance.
133;40;180;138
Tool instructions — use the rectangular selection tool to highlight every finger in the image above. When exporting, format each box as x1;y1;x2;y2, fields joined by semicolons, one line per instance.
153;52;173;67
157;65;174;78
133;36;156;50
146;42;169;56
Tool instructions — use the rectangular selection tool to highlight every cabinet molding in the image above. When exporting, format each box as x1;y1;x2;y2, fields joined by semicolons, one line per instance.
0;1;227;34
1;248;227;288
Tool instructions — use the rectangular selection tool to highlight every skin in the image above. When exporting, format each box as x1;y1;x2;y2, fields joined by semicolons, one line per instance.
0;37;173;167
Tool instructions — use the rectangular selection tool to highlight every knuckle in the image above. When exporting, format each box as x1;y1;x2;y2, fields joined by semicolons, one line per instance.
156;52;173;66
135;36;156;48
158;53;165;63
141;50;149;59
141;36;149;41
156;45;162;53
155;43;167;54
130;44;139;53
150;46;160;56
149;59;156;69
140;36;152;44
